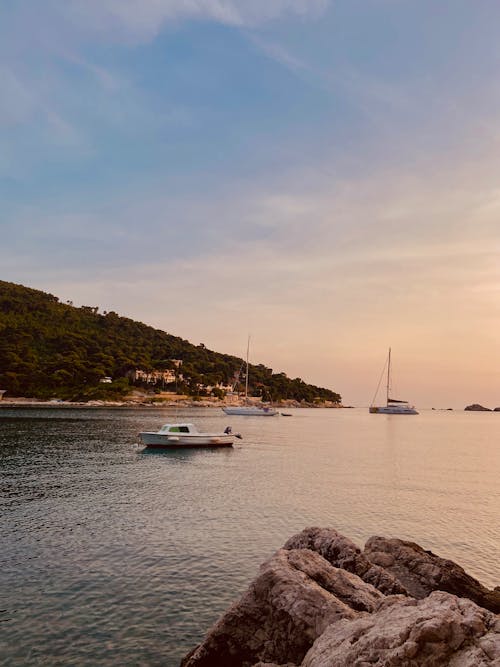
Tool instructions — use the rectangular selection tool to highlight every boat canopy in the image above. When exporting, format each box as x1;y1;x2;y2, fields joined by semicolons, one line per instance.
387;398;408;404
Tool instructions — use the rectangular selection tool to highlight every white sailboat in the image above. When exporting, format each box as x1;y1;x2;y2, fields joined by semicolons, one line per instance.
222;338;278;416
369;348;418;415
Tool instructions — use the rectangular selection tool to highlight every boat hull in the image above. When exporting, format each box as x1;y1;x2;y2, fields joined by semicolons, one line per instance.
139;433;234;447
369;406;418;415
222;406;278;416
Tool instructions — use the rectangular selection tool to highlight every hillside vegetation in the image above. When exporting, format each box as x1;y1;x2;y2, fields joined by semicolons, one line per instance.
0;280;341;404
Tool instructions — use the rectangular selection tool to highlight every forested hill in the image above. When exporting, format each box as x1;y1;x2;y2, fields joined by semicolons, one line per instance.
0;280;341;403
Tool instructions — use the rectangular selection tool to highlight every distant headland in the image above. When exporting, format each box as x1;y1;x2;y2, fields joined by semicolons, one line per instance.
0;280;341;406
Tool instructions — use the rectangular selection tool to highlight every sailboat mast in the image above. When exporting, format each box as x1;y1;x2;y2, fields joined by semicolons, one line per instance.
386;347;391;406
245;336;250;403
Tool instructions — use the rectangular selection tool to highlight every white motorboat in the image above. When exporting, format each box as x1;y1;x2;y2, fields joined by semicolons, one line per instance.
139;423;241;448
369;348;418;415
222;336;278;417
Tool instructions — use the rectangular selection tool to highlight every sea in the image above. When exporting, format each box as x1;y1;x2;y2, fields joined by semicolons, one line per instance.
1;406;499;666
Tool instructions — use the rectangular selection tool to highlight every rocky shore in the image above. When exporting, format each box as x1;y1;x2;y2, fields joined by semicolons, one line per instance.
181;527;500;667
0;393;343;409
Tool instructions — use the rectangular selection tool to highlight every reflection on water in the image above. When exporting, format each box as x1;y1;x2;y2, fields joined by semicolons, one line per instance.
1;406;499;666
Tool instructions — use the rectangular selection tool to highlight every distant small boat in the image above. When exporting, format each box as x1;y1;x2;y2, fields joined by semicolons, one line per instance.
139;423;241;448
222;336;278;417
369;348;418;415
280;412;292;417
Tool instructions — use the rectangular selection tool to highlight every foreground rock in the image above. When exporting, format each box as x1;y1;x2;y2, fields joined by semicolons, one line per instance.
181;528;500;667
302;592;500;667
181;548;382;666
364;535;500;613
284;527;408;596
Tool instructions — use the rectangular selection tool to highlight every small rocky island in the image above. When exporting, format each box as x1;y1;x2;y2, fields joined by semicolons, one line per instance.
464;404;492;411
181;527;500;666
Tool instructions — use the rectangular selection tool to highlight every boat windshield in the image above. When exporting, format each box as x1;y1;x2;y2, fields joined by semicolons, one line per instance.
158;423;197;433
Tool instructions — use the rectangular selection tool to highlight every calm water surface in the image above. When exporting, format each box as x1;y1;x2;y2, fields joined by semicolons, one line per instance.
1;407;499;666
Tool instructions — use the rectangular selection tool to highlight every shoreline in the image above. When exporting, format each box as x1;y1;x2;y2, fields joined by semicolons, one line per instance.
0;397;345;409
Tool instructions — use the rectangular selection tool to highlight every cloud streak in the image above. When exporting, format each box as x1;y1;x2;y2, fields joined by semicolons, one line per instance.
33;1;330;45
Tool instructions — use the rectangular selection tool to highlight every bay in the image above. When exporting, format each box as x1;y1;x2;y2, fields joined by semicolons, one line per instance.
1;406;499;666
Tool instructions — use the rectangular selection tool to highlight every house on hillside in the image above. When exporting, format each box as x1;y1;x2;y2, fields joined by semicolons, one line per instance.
130;366;183;386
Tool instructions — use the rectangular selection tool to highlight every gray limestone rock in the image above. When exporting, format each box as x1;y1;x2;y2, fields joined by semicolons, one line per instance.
181;547;383;667
301;591;500;667
364;535;500;613
284;526;409;596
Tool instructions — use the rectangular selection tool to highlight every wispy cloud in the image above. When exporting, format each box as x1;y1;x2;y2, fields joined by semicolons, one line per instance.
56;50;123;93
0;67;36;127
0;64;83;149
248;34;309;74
6;128;500;319
39;0;330;44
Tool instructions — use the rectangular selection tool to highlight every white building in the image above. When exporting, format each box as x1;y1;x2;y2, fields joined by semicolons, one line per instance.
131;368;182;385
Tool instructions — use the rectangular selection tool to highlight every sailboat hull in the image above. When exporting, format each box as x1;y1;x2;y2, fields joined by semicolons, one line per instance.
369;405;418;415
222;406;278;416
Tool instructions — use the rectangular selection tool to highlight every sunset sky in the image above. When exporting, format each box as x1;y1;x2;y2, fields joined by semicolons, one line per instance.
2;1;500;408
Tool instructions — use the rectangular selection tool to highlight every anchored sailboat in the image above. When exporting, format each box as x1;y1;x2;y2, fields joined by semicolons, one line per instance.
369;348;418;415
222;337;278;416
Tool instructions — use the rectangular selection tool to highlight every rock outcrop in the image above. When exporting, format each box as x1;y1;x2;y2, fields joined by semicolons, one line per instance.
301;592;500;667
464;404;492;411
181;527;500;667
181;547;382;667
284;527;408;596
364;535;500;613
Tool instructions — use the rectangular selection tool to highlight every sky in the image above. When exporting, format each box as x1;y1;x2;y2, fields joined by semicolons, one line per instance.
2;0;500;408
